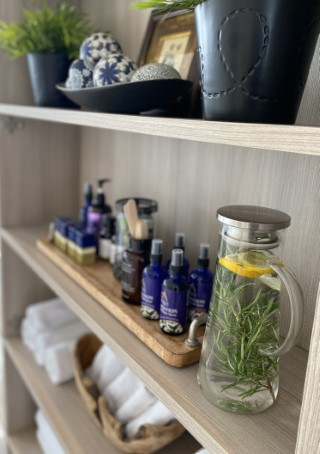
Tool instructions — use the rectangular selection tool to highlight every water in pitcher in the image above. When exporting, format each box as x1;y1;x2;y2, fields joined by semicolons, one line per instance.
198;248;281;414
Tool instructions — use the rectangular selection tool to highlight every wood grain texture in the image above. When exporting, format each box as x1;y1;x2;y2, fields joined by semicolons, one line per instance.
6;337;201;454
3;349;36;435
8;426;42;454
0;242;54;338
37;238;204;367
0;119;79;228
296;284;320;454
1;225;308;454
1;104;320;156
81;129;320;352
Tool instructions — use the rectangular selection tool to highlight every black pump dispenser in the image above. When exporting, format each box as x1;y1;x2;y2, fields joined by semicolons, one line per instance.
93;179;112;213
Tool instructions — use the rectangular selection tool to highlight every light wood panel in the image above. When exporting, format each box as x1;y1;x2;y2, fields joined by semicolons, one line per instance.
296;284;320;454
3;350;36;436
1;225;309;454
6;337;201;454
8;426;42;454
81;129;320;352
1;104;320;156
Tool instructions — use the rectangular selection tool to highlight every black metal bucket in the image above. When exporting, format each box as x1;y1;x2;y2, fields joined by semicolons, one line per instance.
195;0;320;123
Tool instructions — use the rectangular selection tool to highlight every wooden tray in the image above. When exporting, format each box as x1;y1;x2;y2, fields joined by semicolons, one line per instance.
37;238;204;367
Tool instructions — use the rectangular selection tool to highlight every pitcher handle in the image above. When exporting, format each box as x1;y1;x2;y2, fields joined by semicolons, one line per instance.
268;264;304;356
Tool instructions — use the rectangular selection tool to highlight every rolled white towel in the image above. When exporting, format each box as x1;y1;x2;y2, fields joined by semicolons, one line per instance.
34;319;88;366
86;345;125;393
44;340;75;385
35;410;66;454
195;450;209;454
26;297;77;331
115;383;156;423
21;318;37;351
125;400;175;439
103;367;142;413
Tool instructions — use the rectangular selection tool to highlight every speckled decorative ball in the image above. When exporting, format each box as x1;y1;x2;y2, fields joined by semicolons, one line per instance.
93;54;137;86
80;33;123;71
130;63;181;82
65;59;93;89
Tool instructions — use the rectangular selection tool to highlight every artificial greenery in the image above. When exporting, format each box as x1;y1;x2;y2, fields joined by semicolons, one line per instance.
207;261;279;412
132;0;202;12
0;1;92;59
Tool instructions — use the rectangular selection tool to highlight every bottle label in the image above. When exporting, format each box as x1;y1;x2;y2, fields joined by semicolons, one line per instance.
160;288;187;334
99;239;110;259
141;276;162;320
188;280;213;320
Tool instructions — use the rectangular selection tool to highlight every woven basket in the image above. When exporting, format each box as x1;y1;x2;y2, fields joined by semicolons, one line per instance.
74;333;185;454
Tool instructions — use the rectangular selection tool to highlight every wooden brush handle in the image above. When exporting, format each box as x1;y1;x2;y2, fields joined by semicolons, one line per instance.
123;199;139;237
135;219;149;240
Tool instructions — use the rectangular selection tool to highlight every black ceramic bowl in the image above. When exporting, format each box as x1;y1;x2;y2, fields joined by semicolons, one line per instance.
57;79;193;114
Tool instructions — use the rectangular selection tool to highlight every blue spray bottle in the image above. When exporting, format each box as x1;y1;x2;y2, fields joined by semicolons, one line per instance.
167;232;190;279
160;249;189;335
141;239;168;320
188;243;214;321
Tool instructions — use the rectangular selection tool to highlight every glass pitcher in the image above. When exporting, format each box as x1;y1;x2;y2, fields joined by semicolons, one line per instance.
197;205;303;414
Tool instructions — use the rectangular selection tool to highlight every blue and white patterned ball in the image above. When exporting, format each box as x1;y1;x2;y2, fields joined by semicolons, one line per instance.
66;59;93;89
93;54;137;87
80;33;123;71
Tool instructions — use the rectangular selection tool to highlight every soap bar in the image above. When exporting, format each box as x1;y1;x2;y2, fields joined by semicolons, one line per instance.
54;217;74;253
93;54;137;86
67;223;83;259
80;32;123;71
73;229;96;266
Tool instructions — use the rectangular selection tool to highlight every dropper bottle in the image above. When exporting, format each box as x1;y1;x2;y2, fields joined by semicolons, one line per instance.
160;249;189;335
167;233;190;279
188;243;214;321
141;239;168;320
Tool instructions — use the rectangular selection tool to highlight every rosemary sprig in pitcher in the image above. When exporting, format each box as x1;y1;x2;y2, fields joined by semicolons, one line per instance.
208;262;280;405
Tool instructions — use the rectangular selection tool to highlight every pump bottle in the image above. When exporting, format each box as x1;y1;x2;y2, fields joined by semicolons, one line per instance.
188;244;214;321
87;179;112;239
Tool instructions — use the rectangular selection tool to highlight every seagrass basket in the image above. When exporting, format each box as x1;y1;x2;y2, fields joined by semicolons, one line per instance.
74;333;185;454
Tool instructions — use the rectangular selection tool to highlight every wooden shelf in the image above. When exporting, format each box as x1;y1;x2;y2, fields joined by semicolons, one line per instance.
8;426;42;454
0;103;319;156
5;337;200;454
1;225;309;454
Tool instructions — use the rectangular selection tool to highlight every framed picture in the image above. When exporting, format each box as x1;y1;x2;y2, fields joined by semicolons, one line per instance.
138;10;199;85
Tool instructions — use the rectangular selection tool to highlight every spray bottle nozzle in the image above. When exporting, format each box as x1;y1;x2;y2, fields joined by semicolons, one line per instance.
198;243;210;267
84;182;93;200
151;239;163;256
174;233;185;249
171;249;184;267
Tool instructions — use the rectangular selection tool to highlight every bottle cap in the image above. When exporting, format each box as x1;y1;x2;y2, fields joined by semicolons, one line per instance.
171;248;184;267
151;239;163;262
174;233;185;249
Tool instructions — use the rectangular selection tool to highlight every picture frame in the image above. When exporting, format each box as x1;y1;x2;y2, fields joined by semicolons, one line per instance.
138;10;199;85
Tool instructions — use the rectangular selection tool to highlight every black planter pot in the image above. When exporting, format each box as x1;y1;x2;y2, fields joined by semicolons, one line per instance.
195;0;320;124
27;53;75;108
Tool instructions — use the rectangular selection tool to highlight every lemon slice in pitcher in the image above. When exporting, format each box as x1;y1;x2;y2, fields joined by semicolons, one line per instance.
219;250;282;279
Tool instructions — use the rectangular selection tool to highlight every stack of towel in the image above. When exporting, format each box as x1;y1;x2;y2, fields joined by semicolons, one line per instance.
21;297;88;385
86;344;175;439
35;410;66;454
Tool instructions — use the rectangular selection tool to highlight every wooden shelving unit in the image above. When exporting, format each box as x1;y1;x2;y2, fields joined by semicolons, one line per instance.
0;103;319;156
5;337;200;454
1;225;308;454
0;2;319;453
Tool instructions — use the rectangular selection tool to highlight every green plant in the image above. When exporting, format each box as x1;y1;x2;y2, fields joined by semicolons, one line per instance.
207;261;279;411
0;1;92;59
132;0;202;12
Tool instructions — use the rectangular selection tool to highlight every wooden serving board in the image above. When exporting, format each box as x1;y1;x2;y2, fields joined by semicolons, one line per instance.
37;238;204;367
